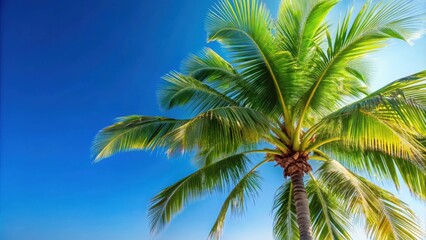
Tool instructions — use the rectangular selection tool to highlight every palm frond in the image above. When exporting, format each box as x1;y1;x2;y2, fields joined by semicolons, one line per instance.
393;156;426;200
193;142;266;167
158;71;239;114
92;116;186;162
272;181;299;240
366;189;424;240
276;0;338;63
320;108;423;160
181;47;237;82
276;0;339;110
319;147;426;200
307;174;352;240
318;160;424;239
168;106;272;155
149;153;250;234
209;159;267;239
206;0;291;120
308;71;426;162
296;0;421;125
179;48;258;112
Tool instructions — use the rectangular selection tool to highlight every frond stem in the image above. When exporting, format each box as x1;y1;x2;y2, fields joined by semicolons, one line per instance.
264;135;291;154
309;156;328;162
293;55;337;149
305;137;340;152
272;127;291;145
312;149;332;160
300;124;323;149
244;149;282;155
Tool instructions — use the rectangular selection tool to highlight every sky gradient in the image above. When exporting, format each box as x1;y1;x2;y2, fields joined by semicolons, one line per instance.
1;0;425;239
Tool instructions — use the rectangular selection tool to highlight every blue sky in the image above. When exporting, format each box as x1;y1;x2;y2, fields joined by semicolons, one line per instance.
1;0;425;239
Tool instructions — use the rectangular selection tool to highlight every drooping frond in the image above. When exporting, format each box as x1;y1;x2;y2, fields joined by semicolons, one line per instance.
318;146;426;200
333;146;426;200
92;116;186;162
149;153;250;234
306;174;352;240
158;71;239;114
272;181;299;240
393;156;426;200
308;71;426;162
206;0;291;120
209;159;267;239
193;142;268;168
181;47;238;82
318;160;424;239
296;0;422;125
168;106;272;155
366;189;425;240
179;48;263;114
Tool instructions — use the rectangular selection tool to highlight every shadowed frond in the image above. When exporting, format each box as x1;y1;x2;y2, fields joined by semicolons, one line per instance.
307;174;352;240
168;106;272;155
318;160;424;239
149;153;250;234
273;181;299;240
192;142;268;167
209;159;267;239
92;116;187;162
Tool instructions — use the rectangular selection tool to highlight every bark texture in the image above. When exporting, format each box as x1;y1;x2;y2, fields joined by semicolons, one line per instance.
274;152;312;177
291;172;313;240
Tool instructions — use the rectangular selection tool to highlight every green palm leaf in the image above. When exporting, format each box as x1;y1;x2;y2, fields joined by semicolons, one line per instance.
272;181;299;240
393;157;426;200
149;153;250;234
181;47;256;108
182;47;237;82
169;106;271;154
318;160;424;239
276;0;341;111
92;116;186;162
309;71;426;163
193;142;268;167
209;159;267;239
277;0;338;63
296;0;421;126
158;71;239;114
306;174;352;240
319;148;426;200
206;0;291;120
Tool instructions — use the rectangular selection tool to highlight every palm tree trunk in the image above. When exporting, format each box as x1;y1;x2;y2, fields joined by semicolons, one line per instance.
291;172;313;240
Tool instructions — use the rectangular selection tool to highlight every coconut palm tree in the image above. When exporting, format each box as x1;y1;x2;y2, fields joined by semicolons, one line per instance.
92;0;426;239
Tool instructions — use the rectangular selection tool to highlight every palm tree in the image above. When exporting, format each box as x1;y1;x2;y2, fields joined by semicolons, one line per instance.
92;0;426;239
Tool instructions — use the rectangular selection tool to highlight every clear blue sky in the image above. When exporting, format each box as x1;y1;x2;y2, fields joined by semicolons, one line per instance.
1;0;425;239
